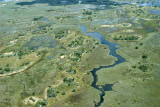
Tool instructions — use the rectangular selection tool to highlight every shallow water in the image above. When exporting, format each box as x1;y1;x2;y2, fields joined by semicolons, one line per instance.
0;0;19;3
23;35;56;50
44;18;54;24
136;0;160;6
148;10;160;15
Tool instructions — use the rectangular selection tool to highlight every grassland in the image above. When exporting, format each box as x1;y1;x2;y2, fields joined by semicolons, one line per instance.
96;27;160;107
0;0;160;107
0;1;117;106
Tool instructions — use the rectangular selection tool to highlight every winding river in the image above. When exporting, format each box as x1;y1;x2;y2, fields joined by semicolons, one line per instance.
43;17;126;106
81;26;125;107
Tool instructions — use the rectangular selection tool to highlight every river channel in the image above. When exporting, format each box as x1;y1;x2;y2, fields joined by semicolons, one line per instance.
81;25;125;107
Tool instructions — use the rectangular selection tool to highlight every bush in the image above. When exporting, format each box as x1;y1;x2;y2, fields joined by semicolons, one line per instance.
4;67;10;72
138;65;148;72
29;97;35;102
55;30;66;39
72;88;76;92
142;55;147;59
66;67;77;74
83;11;92;15
113;36;138;40
35;100;48;107
18;51;24;57
47;87;59;98
63;77;74;84
21;62;30;66
0;70;3;74
68;37;84;47
33;16;43;21
74;52;81;58
131;65;136;68
62;91;66;95
139;43;143;45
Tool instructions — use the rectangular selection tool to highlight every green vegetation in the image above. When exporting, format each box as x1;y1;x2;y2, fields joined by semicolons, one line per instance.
54;30;67;39
142;54;147;59
35;100;48;107
21;61;30;66
33;16;44;21
83;11;92;15
70;51;82;61
97;29;160;107
63;77;74;84
138;65;148;72
0;0;159;107
23;35;56;50
66;67;77;74
47;87;59;98
113;36;139;40
62;91;66;95
68;37;84;47
4;67;11;72
18;50;25;59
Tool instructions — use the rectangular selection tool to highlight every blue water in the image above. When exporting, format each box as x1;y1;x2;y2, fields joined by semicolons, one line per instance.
81;26;125;107
44;18;54;24
137;0;160;6
0;0;18;3
148;10;160;15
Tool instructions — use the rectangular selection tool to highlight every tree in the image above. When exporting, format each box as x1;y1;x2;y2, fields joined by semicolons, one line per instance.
138;65;148;72
47;87;59;98
35;100;48;107
72;88;76;92
4;67;10;72
142;55;147;59
0;70;3;74
62;91;66;95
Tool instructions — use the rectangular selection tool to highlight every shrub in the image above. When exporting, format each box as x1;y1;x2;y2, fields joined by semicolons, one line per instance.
35;100;48;107
4;67;10;72
21;62;30;66
142;55;147;59
113;36;138;40
83;11;92;15
138;65;148;72
66;68;77;74
63;77;74;84
0;70;3;74
68;37;84;47
18;51;24;57
139;43;143;45
33;16;43;21
47;87;59;98
131;65;136;68
72;88;76;92
74;52;81;58
55;30;66;39
62;91;66;95
135;46;138;49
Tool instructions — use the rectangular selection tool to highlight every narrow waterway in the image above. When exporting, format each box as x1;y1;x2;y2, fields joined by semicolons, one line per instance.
81;25;125;107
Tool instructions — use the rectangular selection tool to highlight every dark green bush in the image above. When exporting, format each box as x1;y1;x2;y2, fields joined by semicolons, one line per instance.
138;65;148;72
47;87;59;98
4;67;10;72
62;91;66;95
35;100;48;107
142;55;147;59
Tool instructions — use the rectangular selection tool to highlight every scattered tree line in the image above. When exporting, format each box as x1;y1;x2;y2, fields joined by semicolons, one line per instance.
113;36;139;40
